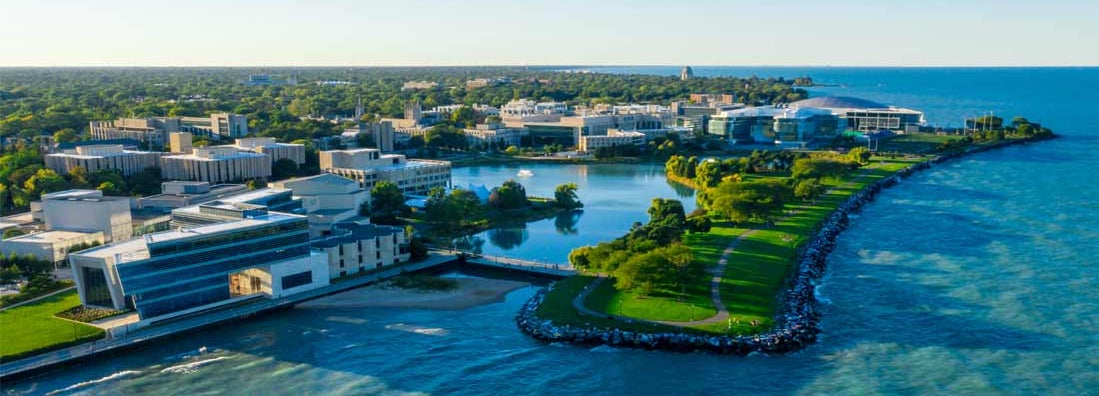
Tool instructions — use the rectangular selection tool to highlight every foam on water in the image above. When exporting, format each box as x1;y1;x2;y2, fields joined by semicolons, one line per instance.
44;370;142;395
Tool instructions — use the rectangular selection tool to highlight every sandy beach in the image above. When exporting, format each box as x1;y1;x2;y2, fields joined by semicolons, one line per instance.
296;277;530;310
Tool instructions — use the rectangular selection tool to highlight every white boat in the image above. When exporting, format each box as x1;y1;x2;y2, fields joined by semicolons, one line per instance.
517;169;534;177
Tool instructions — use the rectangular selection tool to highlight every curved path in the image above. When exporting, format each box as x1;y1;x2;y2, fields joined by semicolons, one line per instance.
572;165;881;328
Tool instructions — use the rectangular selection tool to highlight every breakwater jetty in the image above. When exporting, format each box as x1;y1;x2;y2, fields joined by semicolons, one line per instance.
517;135;1056;354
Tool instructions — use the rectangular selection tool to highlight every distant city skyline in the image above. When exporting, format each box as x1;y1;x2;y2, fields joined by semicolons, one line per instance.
2;0;1098;67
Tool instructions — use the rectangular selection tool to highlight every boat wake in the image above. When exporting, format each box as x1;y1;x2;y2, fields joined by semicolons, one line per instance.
160;356;229;374
45;370;142;395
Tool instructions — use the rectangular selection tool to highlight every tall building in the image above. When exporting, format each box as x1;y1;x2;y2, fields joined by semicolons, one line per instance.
319;148;450;195
45;144;163;177
68;205;327;320
160;146;272;183
169;132;192;154
577;129;647;153
342;121;395;152
41;190;132;242
680;66;694;81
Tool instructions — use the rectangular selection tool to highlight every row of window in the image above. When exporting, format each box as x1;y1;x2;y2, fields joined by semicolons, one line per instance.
121;244;309;293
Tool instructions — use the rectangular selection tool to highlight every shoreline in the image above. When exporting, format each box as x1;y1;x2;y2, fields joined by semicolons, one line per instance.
516;134;1058;354
296;277;530;311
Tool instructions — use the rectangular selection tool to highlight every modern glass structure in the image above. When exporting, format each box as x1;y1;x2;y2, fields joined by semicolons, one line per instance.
68;204;324;319
790;96;925;132
708;106;844;144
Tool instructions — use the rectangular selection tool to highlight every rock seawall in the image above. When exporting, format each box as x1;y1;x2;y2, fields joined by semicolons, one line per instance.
516;135;1055;355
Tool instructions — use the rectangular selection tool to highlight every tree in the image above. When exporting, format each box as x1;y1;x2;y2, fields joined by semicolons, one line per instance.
791;158;849;181
694;159;724;188
96;181;125;196
23;169;69;197
504;146;520;156
450;106;476;127
53;128;78;143
662;244;700;297
2;228;25;239
271;158;299;180
67;166;89;188
489;179;527;210
369;180;407;224
128;167;162;196
703;179;792;223
0;265;20;285
847;146;871;166
794;178;824;201
553;183;583;210
614;249;668;295
685;212;712;233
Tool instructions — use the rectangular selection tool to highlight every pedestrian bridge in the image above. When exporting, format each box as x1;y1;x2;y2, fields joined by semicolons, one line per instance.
432;249;576;277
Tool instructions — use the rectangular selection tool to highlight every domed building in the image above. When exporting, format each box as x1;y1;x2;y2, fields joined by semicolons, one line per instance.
680;66;694;81
790;96;924;132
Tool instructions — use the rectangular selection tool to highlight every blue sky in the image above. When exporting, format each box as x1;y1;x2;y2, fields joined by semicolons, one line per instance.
2;0;1096;66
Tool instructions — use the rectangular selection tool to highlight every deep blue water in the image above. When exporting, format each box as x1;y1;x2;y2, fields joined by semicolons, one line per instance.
7;67;1097;395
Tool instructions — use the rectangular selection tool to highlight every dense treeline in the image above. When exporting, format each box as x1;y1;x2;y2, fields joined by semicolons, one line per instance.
0;67;807;145
568;199;705;295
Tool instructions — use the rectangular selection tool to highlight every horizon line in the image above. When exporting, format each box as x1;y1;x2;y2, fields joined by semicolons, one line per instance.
1;64;1098;69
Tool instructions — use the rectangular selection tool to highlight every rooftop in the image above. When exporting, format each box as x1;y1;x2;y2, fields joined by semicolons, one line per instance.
791;96;891;110
2;230;101;244
74;212;303;264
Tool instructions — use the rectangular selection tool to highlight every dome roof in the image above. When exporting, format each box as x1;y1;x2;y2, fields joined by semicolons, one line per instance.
792;96;890;110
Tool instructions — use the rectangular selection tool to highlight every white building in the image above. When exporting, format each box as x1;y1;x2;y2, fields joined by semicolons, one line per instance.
311;221;410;278
273;174;368;238
41;190;132;242
160;146;272;183
578;129;647;152
463;123;528;148
44;145;163;177
137;181;249;211
232;137;307;165
89;113;248;147
0;230;104;266
500;99;568;122
319;148;451;195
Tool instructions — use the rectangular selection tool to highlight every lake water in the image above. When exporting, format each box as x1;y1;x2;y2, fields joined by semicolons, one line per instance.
450;162;695;263
7;67;1098;395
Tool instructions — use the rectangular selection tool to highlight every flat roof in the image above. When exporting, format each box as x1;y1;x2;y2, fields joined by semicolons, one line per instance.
2;230;100;244
74;212;303;264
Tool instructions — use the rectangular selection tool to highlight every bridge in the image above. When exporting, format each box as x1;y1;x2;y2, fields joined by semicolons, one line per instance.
430;248;576;277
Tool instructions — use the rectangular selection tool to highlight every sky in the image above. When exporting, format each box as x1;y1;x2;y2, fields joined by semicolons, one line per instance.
1;0;1097;67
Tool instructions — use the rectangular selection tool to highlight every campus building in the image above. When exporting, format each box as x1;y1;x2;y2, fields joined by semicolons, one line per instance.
341;121;396;152
0;230;104;267
68;204;327;320
232;137;307;165
169;188;301;229
790;96;924;132
320;148;451;195
160;146;272;183
708;106;843;145
89;114;248;147
273;174;368;238
137;182;249;212
577;129;647;153
311;221;410;278
44;144;163;177
500;99;568;123
41;190;133;243
463;123;528;148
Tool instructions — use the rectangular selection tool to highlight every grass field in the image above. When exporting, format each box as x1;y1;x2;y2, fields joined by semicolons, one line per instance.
538;156;924;336
0;289;105;361
876;133;957;153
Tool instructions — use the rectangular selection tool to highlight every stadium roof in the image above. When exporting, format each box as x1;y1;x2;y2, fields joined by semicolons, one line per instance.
791;96;891;110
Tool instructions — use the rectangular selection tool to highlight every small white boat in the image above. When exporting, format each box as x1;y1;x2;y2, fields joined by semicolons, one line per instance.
517;169;534;177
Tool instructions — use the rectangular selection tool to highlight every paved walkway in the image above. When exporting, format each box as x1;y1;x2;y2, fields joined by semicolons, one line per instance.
570;164;884;328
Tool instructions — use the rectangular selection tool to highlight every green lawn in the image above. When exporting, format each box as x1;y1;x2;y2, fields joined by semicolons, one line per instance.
535;156;925;336
0;290;105;361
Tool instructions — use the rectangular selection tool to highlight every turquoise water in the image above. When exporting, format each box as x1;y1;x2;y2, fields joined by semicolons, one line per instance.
7;68;1098;395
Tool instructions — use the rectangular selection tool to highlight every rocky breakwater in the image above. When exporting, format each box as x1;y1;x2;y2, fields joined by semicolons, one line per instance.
518;135;1056;354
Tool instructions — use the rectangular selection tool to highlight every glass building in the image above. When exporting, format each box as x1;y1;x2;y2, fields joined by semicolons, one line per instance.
68;203;325;320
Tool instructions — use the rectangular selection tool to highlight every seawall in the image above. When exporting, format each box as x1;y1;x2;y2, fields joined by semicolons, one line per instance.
516;135;1057;355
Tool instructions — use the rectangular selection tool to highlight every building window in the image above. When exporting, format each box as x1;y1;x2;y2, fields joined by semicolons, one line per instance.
282;271;313;289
